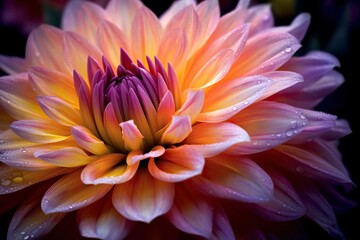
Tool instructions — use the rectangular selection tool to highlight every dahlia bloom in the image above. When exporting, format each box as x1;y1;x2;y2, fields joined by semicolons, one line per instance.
0;0;353;239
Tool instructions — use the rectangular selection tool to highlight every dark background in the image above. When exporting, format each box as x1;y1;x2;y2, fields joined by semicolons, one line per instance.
0;0;359;239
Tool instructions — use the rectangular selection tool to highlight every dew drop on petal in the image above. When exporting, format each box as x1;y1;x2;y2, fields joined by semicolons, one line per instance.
1;179;11;186
285;130;293;137
285;47;292;53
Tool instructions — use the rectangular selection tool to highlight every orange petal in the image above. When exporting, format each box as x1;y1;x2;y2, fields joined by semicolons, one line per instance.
81;153;139;185
175;89;204;123
34;147;93;168
29;66;78;106
195;0;220;45
148;145;204;182
62;0;106;44
10;119;70;144
71;125;112;155
77;195;132;239
37;96;82;126
183;122;249;157
160;116;192;145
0;129;38;151
0;73;45;120
42;169;112;214
126;145;165;165
160;0;195;27
156;91;175;129
112;168;175;223
119;120;144;152
103;103;125;151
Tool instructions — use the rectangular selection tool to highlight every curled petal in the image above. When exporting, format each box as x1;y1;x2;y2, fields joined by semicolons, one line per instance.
112;168;175;223
148;145;205;182
42;169;112;214
160;116;192;145
10;119;70;144
191;154;273;202
7;185;66;240
175;89;204;123
126;146;165;166
77;195;132;239
81;153;138;185
183;122;250;157
166;185;213;238
119;120;144;152
71;125;112;155
34;147;93;167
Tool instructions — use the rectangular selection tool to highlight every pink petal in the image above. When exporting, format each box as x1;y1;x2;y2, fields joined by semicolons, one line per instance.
71;125;112;155
195;0;220;45
29;67;78;106
254;170;306;221
37;96;82;126
42;169;112;214
131;6;163;62
228;31;301;76
0;55;29;74
175;89;204;123
62;31;103;81
0;146;54;170
0;73;45;120
77;195;132;239
81;153;138;185
198;75;271;122
160;116;192;145
126;145;165;165
62;0;106;44
157;28;189;70
160;0;195;27
322;119;351;140
25;25;69;73
112;168;175;223
183;122;249;157
156;91;175;129
227;101;308;154
96;20;129;69
148;145;205;182
105;0;143;38
7;185;66;240
0;164;69;194
275;13;311;41
210;207;236;240
34;147;93;167
191;154;273;202
166;184;213;238
246;4;274;36
119;120;144;152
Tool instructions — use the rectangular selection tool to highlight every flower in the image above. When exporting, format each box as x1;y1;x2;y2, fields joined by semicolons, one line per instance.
0;0;354;239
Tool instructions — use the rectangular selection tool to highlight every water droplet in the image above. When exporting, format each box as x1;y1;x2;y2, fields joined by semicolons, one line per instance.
270;62;274;66
285;130;293;137
253;141;258;145
244;101;249;105
20;232;25;235
12;177;23;183
300;114;306;119
24;235;29;240
276;133;282;137
266;142;271;147
260;65;264;69
1;179;11;186
285;47;292;53
35;52;40;57
232;107;237;111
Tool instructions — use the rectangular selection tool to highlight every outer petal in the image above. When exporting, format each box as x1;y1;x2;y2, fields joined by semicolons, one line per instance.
166;184;213;238
41;169;112;214
37;96;82;126
148;145;205;182
34;147;93;167
246;4;274;36
0;130;38;151
210;207;236;240
29;67;78;106
190;154;273;203
198;75;271;122
275;13;311;41
0;164;69;194
62;0;106;43
183;122;250;157
112;168;175;223
10;119;70;144
227;31;301;77
0;73;45;120
160;0;195;27
25;25;69;73
7;185;66;240
71;125;112;155
0;55;29;74
81;153;139;185
77;195;132;240
227;101;308;154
